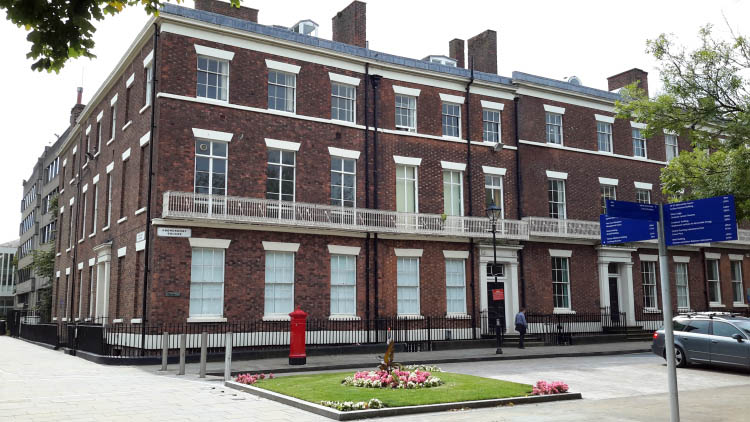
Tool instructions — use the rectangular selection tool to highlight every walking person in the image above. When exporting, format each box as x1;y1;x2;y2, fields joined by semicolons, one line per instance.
515;308;528;349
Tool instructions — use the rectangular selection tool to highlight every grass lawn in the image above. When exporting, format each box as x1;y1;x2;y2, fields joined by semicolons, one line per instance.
249;371;532;408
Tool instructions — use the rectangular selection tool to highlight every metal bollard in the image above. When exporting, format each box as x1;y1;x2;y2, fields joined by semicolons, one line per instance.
178;333;186;375
199;331;207;378
224;331;233;381
160;332;169;371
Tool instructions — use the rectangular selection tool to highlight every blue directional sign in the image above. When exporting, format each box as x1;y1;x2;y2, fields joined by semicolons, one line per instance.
606;200;660;221
600;215;658;245
664;195;738;246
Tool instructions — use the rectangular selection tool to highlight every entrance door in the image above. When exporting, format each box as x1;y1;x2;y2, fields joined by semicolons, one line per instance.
608;263;620;325
486;263;506;334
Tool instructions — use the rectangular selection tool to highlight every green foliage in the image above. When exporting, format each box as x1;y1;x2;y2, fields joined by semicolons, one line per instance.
615;23;750;221
35;286;53;323
252;371;533;407
30;247;55;281
0;0;241;72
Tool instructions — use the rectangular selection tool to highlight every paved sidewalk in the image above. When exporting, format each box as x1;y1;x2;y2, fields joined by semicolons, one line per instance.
150;340;651;376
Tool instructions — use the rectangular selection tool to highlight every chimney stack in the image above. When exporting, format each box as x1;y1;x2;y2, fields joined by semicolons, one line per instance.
467;30;497;74
449;39;465;69
70;87;84;126
607;68;649;97
332;1;367;48
194;0;258;22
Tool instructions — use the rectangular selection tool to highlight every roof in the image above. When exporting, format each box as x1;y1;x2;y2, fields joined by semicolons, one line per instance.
160;4;514;86
0;239;20;249
513;71;621;102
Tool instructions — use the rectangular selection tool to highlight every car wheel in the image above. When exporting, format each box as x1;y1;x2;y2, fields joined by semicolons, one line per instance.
664;346;688;368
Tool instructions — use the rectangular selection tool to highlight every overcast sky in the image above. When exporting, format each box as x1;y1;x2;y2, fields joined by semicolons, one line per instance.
0;0;748;243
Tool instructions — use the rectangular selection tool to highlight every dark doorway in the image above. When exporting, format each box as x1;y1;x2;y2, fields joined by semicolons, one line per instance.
608;263;620;324
487;263;506;334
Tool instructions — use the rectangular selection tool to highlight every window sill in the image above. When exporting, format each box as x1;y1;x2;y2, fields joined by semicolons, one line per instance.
553;309;576;315
446;313;471;319
89;233;96;238
130;318;143;324
106;137;115;146
65;248;71;253
187;316;228;323
117;216;128;224
139;104;151;115
442;135;462;141
102;225;110;232
112;318;124;324
395;126;417;133
82;162;88;170
60;189;64;195
56;253;61;257
69;178;76;185
262;315;291;322
74;318;80;322
122;121;133;132
397;314;425;320
732;303;749;308
78;238;84;244
52;317;57;321
709;303;725;308
328;315;361;321
61;318;68;322
266;107;296;117
643;308;661;314
134;207;147;216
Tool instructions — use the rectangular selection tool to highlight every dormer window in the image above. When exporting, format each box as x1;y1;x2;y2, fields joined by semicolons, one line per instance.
424;55;457;67
290;19;319;37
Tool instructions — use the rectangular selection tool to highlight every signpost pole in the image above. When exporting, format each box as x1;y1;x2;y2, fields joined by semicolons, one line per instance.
658;204;680;422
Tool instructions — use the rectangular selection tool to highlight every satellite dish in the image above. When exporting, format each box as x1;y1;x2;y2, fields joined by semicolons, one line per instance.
566;76;582;85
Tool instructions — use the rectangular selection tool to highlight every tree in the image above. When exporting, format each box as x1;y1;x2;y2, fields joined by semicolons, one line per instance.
615;24;750;221
0;0;241;72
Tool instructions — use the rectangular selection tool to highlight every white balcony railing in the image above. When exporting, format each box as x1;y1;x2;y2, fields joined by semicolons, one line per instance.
162;191;528;240
161;192;750;245
524;216;601;240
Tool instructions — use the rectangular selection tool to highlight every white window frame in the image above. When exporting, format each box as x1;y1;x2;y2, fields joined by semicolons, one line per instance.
397;257;421;316
442;170;464;216
707;259;722;305
445;258;467;315
632;128;647;158
266;148;296;202
441;102;461;138
331;82;356;123
330;254;357;316
189;247;226;318
597;121;613;153
548;178;567;219
482;108;501;144
264;251;295;317
331;156;356;208
395;94;417;133
641;261;658;310
665;133;679;162
552;256;571;311
396;164;418;213
196;55;230;102
636;188;652;204
268;70;296;113
484;173;504;218
675;262;690;311
109;97;117;143
545;112;563;145
600;184;617;215
731;259;744;305
80;192;87;241
194;138;228;196
90;184;98;236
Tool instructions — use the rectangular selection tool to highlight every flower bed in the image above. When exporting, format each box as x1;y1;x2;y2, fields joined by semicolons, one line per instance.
531;380;569;395
320;398;384;411
342;369;443;389
235;373;275;385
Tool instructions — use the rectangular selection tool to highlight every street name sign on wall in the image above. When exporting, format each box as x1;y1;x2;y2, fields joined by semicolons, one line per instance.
600;215;658;245
605;200;659;221
157;227;192;238
663;195;737;246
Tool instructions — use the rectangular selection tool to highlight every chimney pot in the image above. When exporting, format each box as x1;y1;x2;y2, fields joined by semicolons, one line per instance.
467;30;497;74
607;68;649;97
332;1;367;48
76;87;83;105
194;0;258;22
70;87;85;126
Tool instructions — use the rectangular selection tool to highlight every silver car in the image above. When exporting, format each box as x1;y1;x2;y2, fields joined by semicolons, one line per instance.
652;313;750;369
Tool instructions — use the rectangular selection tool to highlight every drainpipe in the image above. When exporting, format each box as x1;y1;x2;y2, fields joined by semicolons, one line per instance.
701;247;709;311
465;63;477;338
370;74;382;320
513;96;526;308
140;23;159;356
364;63;370;334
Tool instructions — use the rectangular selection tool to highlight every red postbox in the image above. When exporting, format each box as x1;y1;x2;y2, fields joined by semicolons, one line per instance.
289;308;308;365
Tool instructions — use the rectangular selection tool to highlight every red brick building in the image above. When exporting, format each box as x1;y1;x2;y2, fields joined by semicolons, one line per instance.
52;1;750;338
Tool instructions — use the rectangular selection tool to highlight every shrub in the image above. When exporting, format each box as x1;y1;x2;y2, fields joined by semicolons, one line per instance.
531;380;569;395
320;398;384;411
342;369;443;389
235;373;275;385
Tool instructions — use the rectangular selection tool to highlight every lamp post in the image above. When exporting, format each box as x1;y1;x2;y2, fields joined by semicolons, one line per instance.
486;204;503;354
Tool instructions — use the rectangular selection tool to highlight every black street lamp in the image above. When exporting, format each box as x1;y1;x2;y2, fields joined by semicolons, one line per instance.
486;204;503;354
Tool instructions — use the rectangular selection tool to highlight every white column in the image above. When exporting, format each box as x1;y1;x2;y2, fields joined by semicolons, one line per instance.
506;263;520;333
623;262;636;325
598;262;610;310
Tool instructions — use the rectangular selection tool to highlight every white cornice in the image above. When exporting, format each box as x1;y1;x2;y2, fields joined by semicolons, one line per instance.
546;170;568;180
265;59;301;74
393;155;422;166
328;147;360;159
393;85;421;97
195;44;235;61
328;72;360;86
192;128;233;142
480;100;505;111
482;166;506;176
439;93;465;104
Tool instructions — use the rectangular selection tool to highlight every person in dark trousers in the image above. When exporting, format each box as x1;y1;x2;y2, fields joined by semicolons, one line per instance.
515;308;528;349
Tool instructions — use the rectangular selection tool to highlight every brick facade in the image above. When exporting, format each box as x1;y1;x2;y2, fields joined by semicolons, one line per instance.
49;1;750;332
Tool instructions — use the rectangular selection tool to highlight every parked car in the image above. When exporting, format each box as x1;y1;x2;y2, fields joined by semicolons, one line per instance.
652;312;750;370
